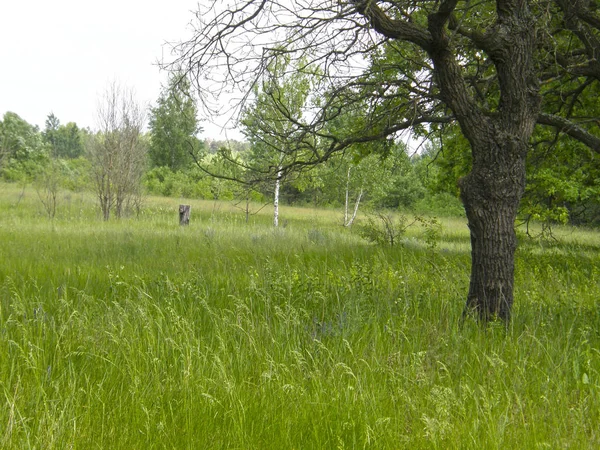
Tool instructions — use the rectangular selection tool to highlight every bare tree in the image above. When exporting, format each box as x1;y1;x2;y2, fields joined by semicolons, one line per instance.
88;82;147;220
167;0;600;322
34;159;61;219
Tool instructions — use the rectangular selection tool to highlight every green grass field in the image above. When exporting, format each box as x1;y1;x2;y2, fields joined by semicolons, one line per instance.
1;184;599;449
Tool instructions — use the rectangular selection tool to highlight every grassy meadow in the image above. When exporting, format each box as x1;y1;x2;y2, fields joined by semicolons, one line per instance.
0;183;599;449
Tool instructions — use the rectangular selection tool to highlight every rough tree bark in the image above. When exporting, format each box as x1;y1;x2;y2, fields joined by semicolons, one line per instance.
430;2;540;321
459;137;528;321
179;204;191;225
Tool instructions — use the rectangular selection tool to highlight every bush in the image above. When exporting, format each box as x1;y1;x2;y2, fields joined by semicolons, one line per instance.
143;167;216;199
358;213;409;246
414;192;465;217
358;212;442;249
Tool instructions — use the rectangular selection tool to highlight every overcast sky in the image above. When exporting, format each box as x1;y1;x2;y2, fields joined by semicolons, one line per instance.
0;0;242;140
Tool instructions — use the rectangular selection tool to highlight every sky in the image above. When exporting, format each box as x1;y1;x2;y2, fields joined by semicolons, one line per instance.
0;0;243;140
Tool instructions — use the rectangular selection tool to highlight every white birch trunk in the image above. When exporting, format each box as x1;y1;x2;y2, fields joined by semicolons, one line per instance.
274;165;282;227
344;167;351;226
346;188;363;227
343;166;362;227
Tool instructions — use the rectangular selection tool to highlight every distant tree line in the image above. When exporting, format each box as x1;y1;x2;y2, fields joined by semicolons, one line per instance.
1;68;598;227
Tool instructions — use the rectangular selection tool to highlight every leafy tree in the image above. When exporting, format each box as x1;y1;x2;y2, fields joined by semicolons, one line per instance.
0;112;48;181
240;55;314;226
43;113;85;159
169;0;600;322
524;138;600;229
204;139;249;155
43;113;60;150
374;146;426;211
148;73;203;171
429;110;600;228
313;146;414;226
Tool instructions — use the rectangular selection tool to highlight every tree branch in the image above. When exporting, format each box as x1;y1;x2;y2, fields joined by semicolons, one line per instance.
537;113;600;153
352;0;432;50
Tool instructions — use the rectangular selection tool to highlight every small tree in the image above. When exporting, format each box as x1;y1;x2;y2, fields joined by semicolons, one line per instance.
88;82;147;220
34;159;62;219
37;113;85;218
241;55;314;227
43;113;60;157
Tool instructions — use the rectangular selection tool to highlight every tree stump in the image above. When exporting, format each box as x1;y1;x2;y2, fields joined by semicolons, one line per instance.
179;204;191;225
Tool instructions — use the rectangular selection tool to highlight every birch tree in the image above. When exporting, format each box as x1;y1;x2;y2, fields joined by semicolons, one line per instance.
240;55;313;227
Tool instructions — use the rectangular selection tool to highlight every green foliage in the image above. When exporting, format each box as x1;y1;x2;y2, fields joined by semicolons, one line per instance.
0;113;89;189
0;112;49;181
358;212;442;249
204;138;249;155
418;128;471;199
424;122;600;226
144;166;214;199
372;147;426;210
413;192;466;217
241;54;314;174
524;131;600;226
148;73;203;170
59;157;91;192
287;142;426;213
359;212;409;246
43;113;85;158
415;215;442;250
0;112;46;161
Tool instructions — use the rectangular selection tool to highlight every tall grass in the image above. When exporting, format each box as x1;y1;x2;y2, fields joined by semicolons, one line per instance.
0;183;599;448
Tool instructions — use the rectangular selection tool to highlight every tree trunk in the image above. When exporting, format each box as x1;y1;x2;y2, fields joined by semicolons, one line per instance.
100;175;111;221
345;188;363;227
425;3;539;322
179;204;191;225
245;192;250;224
459;140;527;322
344;167;351;225
274;165;282;227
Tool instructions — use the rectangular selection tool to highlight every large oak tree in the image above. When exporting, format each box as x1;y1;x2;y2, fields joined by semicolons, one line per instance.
168;0;600;322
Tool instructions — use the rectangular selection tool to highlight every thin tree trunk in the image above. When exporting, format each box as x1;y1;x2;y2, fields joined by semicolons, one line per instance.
345;188;363;227
245;192;250;224
100;175;111;221
344;167;351;226
274;165;282;227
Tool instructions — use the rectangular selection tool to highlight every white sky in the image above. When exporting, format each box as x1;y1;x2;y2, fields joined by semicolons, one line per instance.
0;0;243;140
